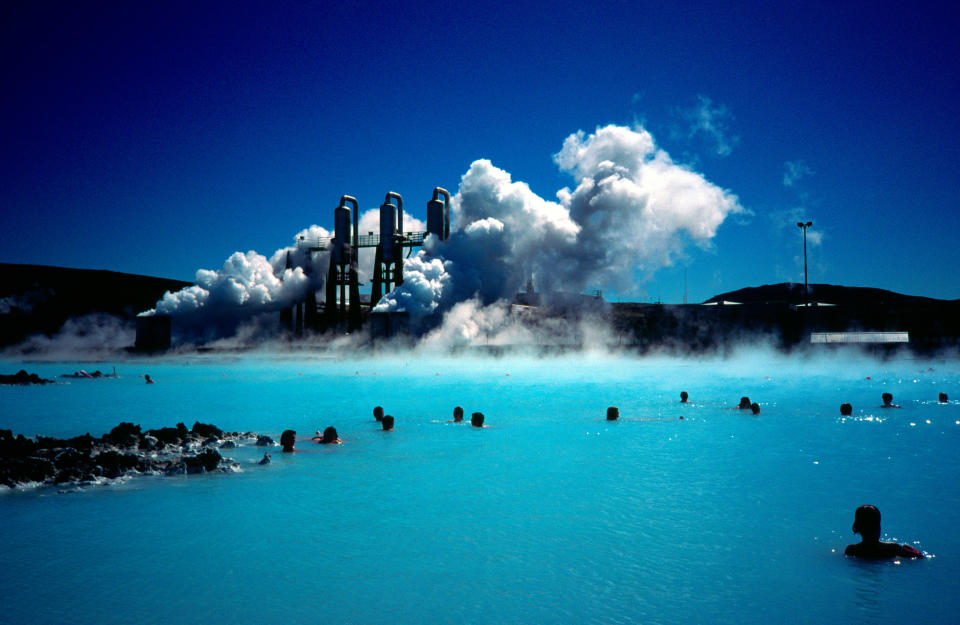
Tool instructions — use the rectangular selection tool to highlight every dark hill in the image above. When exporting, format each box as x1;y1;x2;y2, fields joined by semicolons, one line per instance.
0;264;190;347
705;282;958;307
605;282;960;353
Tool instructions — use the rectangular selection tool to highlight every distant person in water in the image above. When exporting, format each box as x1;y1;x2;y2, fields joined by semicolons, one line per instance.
144;374;155;384
373;406;384;422
313;426;342;444
738;396;752;410
471;412;486;427
280;429;296;453
382;415;394;430
750;402;760;415
606;406;619;421
840;403;853;416
680;391;689;403
845;505;924;559
881;392;900;408
452;406;464;422
939;392;949;403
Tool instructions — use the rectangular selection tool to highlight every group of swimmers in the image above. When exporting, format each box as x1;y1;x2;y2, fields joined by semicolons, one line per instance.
674;390;948;419
276;405;488;453
268;388;948;561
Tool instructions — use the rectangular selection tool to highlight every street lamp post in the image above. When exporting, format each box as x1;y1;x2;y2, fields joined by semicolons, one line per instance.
797;221;812;307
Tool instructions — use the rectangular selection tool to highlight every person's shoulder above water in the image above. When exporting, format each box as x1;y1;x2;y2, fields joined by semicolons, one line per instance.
845;541;923;559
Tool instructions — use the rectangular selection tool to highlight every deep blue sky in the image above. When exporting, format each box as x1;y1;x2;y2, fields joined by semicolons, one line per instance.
2;0;958;302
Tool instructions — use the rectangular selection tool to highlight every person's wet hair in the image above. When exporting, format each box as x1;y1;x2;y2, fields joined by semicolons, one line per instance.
738;396;752;409
373;406;384;422
852;504;882;538
280;429;296;452
840;402;853;416
606;406;619;421
382;415;394;430
940;392;949;403
680;391;689;403
882;392;893;406
750;402;760;415
453;406;464;422
471;412;485;427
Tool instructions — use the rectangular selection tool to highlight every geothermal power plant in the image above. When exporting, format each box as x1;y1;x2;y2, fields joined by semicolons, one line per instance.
90;184;954;354
135;187;452;348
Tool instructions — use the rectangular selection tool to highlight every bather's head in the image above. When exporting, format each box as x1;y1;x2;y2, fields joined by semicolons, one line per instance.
738;396;752;409
280;429;296;452
453;406;464;422
882;393;893;406
680;391;689;403
471;412;485;427
940;392;949;403
751;402;760;415
320;426;339;444
373;406;384;422
840;403;853;416
852;504;882;541
382;415;394;430
606;406;619;421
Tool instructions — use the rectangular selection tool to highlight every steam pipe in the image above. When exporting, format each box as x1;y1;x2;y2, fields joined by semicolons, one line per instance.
433;187;450;239
385;191;403;236
340;195;359;252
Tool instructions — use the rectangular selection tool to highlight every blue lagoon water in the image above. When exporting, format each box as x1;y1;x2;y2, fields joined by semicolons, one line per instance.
1;350;958;624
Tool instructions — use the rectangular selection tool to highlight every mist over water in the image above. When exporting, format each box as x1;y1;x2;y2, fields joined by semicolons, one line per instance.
1;350;958;624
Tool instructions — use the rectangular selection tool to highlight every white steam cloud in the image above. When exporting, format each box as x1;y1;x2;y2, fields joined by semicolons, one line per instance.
142;225;331;342
783;159;814;187
675;95;738;157
376;124;743;329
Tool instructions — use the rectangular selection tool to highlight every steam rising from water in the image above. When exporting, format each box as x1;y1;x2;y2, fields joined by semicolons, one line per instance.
139;123;742;348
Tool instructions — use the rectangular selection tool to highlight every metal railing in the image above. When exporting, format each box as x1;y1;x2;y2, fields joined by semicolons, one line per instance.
297;231;427;251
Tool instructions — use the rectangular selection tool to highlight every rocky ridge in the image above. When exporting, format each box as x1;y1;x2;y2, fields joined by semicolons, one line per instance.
0;421;275;489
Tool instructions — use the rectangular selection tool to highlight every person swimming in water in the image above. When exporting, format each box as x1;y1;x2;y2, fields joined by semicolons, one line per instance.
881;392;900;408
280;429;296;453
840;403;853;416
382;415;394;430
939;392;949;403
373;406;384;422
451;406;464;422
471;412;486;428
738;396;752;410
844;505;924;559
750;402;760;415
313;426;342;444
606;406;619;421
680;391;689;403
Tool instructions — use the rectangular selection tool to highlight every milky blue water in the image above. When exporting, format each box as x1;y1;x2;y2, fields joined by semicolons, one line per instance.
1;350;958;625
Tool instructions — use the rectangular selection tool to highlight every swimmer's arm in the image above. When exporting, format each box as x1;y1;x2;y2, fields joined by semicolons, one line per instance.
897;544;924;559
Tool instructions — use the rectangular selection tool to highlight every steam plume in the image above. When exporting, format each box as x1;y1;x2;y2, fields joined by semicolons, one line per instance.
376;124;743;325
